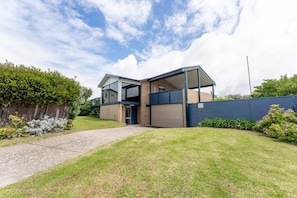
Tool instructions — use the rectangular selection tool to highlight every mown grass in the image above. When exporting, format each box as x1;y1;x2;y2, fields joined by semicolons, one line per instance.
0;116;125;147
1;127;297;197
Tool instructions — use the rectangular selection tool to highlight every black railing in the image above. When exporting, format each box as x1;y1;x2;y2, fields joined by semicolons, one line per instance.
150;89;183;105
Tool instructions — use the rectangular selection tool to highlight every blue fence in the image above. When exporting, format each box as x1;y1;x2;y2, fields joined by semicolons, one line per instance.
150;89;183;105
188;96;297;127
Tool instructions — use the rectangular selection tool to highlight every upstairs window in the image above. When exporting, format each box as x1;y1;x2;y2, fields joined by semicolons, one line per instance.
159;85;166;92
102;81;118;104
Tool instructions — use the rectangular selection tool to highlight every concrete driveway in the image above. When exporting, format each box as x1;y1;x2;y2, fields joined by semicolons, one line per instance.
0;125;151;188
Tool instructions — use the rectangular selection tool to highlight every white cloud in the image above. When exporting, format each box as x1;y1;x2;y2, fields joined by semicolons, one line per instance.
165;0;241;35
107;0;297;97
88;0;152;43
105;54;139;78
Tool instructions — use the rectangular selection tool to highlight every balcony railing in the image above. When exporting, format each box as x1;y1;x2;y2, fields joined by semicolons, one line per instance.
90;98;101;107
150;89;183;105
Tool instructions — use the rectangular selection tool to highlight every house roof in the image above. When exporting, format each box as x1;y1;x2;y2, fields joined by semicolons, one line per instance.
98;65;215;89
148;65;216;89
98;74;140;88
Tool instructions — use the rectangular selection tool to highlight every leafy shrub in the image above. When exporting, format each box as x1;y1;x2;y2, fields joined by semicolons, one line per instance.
198;117;257;130
213;97;234;101
66;119;74;130
78;100;99;117
23;115;69;136
9;115;26;129
0;127;16;139
254;104;297;143
0;115;72;139
0;115;28;139
0;61;80;105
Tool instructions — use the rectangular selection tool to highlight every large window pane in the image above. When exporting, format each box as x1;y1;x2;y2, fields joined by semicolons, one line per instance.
127;86;139;98
102;81;118;104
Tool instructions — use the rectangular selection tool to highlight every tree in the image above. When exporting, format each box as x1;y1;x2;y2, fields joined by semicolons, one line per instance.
69;86;93;119
78;100;99;116
252;74;297;98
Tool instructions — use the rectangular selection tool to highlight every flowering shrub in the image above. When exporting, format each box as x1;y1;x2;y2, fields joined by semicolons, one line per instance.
254;104;297;143
23;115;69;136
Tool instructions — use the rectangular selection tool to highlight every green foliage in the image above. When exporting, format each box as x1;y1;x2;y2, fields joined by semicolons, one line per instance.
65;119;73;130
69;86;93;119
8;115;26;129
0;115;28;139
0;127;16;139
254;104;297;143
79;100;92;116
0;115;73;140
213;97;234;101
0;61;80;105
226;94;251;100
214;94;251;101
198;117;257;130
252;74;297;98
79;100;99;116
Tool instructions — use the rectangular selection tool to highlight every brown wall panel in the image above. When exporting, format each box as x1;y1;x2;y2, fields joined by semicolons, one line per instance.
151;104;184;128
100;104;122;122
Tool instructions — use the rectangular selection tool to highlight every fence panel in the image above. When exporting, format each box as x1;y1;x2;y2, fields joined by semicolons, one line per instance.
0;103;69;127
188;96;297;127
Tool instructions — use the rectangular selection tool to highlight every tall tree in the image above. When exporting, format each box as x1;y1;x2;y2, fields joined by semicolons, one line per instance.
252;74;297;98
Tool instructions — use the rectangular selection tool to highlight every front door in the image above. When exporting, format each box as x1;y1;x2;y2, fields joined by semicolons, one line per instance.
125;106;137;124
131;106;137;124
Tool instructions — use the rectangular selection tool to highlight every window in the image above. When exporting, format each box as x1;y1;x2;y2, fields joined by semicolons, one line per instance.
102;81;118;104
127;86;139;98
159;85;166;92
122;83;140;102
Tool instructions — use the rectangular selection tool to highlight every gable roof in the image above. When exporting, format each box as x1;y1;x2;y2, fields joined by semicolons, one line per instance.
148;65;216;89
98;74;140;88
98;65;215;89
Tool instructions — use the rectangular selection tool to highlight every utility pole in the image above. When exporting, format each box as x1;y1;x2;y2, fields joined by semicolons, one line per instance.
246;56;252;95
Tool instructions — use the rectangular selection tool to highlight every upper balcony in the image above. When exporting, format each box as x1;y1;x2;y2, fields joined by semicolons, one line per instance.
148;66;216;105
150;89;183;105
149;88;213;105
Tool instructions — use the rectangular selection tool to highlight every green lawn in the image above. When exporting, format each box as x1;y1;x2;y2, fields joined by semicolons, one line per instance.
70;116;126;132
1;127;297;197
0;116;125;147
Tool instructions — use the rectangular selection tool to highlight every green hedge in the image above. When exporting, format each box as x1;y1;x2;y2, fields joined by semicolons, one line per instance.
0;62;80;105
198;117;257;130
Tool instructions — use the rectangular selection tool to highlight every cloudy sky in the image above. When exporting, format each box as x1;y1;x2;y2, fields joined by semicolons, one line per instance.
1;0;297;98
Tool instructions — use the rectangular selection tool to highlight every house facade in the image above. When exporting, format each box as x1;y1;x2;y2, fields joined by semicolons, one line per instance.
98;66;216;128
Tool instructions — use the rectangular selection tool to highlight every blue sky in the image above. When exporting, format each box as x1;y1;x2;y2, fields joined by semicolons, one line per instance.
1;0;297;98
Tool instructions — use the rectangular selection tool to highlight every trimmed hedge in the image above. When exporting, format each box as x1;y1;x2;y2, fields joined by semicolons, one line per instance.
0;62;80;105
198;117;257;130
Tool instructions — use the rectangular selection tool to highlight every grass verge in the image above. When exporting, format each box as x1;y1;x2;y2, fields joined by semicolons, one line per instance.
0;116;125;147
1;127;297;197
